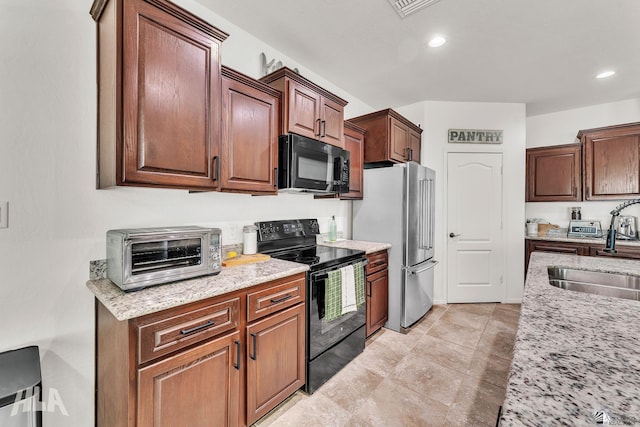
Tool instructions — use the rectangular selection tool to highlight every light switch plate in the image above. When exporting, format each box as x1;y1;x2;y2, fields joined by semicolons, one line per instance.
0;201;7;228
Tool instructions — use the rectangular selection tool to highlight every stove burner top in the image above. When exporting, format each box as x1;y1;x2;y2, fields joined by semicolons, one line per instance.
256;219;365;270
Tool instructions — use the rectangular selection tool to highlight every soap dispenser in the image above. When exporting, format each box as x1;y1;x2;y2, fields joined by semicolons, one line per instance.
328;216;337;242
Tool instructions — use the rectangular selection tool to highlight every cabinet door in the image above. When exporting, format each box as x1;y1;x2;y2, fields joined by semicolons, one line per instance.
589;245;640;260
286;80;321;139
525;240;587;272
246;303;305;425
408;129;422;163
584;132;640;200
122;0;221;189
319;96;345;148
389;117;409;162
526;144;581;201
220;73;279;194
341;123;364;199
137;330;240;427
366;269;388;337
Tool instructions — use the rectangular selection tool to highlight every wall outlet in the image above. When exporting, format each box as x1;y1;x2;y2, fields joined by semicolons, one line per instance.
0;201;7;228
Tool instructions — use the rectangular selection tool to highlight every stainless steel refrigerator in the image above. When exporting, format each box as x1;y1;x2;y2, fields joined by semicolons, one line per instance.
353;162;437;331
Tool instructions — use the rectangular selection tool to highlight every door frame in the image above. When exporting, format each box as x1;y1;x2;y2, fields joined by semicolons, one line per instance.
444;151;506;303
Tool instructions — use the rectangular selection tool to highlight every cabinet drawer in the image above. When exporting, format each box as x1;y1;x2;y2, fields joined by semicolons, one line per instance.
137;297;240;365
247;274;306;322
365;251;388;275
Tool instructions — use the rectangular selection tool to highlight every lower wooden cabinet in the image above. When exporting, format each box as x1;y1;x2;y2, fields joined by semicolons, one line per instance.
365;250;389;337
137;331;240;427
95;272;306;427
246;303;305;425
526;239;640;273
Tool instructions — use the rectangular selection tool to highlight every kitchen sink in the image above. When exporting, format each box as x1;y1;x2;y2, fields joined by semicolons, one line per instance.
547;267;640;301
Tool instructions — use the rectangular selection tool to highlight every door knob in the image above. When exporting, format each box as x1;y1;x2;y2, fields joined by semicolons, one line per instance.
449;232;461;238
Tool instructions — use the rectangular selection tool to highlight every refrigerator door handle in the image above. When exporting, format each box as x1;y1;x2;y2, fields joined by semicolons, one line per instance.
403;259;438;275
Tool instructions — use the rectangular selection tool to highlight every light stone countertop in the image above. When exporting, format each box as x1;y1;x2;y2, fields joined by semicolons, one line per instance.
501;252;640;426
318;239;391;254
87;259;309;321
526;235;640;247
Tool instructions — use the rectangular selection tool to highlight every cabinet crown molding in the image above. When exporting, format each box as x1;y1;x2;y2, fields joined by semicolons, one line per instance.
260;66;348;107
577;121;640;139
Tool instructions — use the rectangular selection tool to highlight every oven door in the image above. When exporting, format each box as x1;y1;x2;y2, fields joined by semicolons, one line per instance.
308;261;366;360
279;134;346;193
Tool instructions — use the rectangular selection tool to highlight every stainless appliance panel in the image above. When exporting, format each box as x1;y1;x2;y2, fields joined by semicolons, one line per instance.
405;162;435;266
402;259;437;328
353;163;437;332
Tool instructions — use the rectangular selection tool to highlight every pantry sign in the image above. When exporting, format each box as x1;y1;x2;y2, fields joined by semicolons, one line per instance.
448;129;503;144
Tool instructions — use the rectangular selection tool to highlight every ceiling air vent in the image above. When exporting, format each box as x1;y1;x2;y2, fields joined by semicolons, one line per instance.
388;0;442;17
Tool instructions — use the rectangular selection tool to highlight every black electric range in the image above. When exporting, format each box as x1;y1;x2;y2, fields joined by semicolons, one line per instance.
255;219;364;270
255;218;367;394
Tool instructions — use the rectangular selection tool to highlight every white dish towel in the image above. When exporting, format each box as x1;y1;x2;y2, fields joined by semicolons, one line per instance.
341;265;357;314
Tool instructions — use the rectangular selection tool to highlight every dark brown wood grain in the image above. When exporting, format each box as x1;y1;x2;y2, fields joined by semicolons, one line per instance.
260;66;347;148
525;144;582;202
245;303;305;425
340;121;365;199
580;122;640;200
348;108;422;165
94;0;227;190
220;66;280;194
365;250;389;337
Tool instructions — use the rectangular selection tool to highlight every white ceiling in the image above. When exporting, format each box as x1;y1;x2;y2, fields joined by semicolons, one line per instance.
197;0;640;116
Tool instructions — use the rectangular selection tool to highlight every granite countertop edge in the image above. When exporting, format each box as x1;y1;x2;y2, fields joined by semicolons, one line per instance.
501;252;640;426
318;239;392;254
525;234;640;246
87;259;309;321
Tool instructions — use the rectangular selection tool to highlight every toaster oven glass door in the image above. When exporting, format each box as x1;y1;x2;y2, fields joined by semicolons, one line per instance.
130;238;202;275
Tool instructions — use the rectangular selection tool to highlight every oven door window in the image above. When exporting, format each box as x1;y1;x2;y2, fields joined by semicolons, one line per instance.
309;273;366;360
129;238;202;275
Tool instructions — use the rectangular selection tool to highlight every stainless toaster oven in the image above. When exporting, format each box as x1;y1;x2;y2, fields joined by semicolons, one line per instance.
106;226;222;291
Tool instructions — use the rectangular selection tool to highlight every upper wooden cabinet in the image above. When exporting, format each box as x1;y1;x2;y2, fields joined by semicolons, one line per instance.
348;109;423;165
340;121;365;200
91;0;228;190
260;67;348;148
220;67;281;194
526;144;582;202
579;122;640;200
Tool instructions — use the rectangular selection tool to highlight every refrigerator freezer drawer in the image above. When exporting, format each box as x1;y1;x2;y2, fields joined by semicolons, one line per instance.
401;259;437;328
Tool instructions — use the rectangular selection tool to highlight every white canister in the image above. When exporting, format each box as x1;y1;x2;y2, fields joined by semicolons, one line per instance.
526;222;538;236
242;225;258;255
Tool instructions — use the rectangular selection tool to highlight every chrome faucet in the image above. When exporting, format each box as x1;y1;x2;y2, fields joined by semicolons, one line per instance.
604;199;640;253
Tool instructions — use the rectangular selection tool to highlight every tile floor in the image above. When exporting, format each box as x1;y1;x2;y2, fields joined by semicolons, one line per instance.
254;303;521;427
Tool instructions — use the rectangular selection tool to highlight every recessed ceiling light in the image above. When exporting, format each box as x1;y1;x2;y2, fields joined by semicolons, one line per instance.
596;70;616;79
428;36;446;48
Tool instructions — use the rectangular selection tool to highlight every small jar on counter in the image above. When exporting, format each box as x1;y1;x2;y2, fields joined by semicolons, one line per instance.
571;207;581;220
242;225;258;255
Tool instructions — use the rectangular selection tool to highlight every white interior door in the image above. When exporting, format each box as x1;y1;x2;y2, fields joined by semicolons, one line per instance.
447;152;503;302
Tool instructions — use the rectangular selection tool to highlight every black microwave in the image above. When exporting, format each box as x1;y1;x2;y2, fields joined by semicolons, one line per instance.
278;134;350;194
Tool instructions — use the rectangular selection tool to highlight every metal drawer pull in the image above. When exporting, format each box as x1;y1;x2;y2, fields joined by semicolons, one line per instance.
270;294;293;304
180;320;215;336
234;340;241;370
250;333;257;360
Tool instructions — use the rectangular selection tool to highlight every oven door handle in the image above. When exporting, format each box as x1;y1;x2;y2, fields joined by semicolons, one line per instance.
310;259;368;281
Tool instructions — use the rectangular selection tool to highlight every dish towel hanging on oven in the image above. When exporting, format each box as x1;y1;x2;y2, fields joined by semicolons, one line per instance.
341;265;357;314
324;261;366;322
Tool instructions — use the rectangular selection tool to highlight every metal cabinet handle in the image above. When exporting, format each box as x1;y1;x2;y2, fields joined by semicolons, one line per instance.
408;147;413;161
270;294;292;304
180;320;215;336
315;118;322;136
213;156;219;181
321;120;327;138
449;232;461;238
274;167;278;188
234;340;241;370
250;333;257;360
